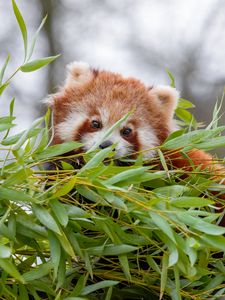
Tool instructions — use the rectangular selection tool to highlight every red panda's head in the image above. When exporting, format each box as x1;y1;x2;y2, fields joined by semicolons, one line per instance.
45;62;179;158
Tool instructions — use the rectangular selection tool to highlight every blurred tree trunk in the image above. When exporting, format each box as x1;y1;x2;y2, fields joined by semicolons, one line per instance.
35;0;62;117
39;0;59;93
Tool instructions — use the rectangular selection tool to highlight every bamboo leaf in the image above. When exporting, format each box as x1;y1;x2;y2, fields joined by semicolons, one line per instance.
48;230;61;281
33;204;61;235
0;83;9;96
0;54;10;84
87;244;138;256
0;123;16;132
23;261;52;281
81;280;119;296
12;0;28;60
0;187;36;203
27;15;48;61
0;258;25;283
149;212;176;244
52;177;76;199
34;141;82;160
160;252;168;300
171;197;214;208
200;234;225;251
21;55;60;72
50;199;69;227
177;213;225;235
104;167;148;185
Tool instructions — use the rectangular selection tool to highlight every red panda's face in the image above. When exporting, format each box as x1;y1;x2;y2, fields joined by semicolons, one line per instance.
47;62;179;158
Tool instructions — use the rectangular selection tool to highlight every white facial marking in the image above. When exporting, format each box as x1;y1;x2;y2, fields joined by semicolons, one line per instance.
137;126;159;158
98;108;109;125
56;110;87;142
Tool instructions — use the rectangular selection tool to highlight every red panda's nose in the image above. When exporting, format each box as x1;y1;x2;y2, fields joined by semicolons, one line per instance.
99;140;113;149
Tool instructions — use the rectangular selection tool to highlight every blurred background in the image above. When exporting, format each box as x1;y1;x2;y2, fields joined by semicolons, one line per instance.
0;0;225;153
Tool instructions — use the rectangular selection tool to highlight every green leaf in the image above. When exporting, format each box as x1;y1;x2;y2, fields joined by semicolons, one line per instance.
81;147;113;171
104;167;148;185
0;116;16;124
2;128;41;146
157;148;169;175
160;252;168;300
196;136;225;151
173;266;182;300
57;231;76;258
23;261;52;281
12;0;27;61
171;197;214;208
12;116;44;150
81;280;119;296
119;254;131;280
52;177;76;199
27;15;47;61
50;199;69;227
177;213;225;235
149;211;176;244
105;287;113;300
0;54;10;84
87;244;138;256
33;204;61;235
178;98;195;109
200;234;225;251
0;187;36;203
0;123;15;132
0;83;9;96
0;258;25;283
70;274;87;297
175;108;197;128
34;141;82;160
154;185;189;197
76;185;108;205
19;284;29;300
162;128;225;150
0;123;16;132
65;205;90;219
166;69;175;87
3;168;33;187
20;55;60;72
48;231;61;281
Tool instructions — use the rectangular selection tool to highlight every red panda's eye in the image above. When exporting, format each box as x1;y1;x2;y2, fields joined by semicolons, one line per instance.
91;120;102;129
121;127;132;137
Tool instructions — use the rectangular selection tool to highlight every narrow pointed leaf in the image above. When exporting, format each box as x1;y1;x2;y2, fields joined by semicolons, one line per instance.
0;258;25;283
12;0;27;60
27;15;48;61
33;204;61;235
21;55;60;72
0;54;10;84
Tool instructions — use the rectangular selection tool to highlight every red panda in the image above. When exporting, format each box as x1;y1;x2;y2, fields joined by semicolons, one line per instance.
45;61;225;180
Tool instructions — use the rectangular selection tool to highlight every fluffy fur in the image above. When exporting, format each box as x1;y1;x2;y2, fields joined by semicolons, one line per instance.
46;61;180;157
45;61;224;172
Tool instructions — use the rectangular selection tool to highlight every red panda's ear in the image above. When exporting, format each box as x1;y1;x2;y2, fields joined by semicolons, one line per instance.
42;61;93;107
149;85;180;118
42;93;63;107
65;61;93;88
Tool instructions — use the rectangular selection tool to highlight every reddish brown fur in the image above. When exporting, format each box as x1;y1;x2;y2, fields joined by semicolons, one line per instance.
50;64;225;180
52;70;171;146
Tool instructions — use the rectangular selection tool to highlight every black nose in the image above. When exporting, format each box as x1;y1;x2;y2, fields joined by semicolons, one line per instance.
99;140;113;149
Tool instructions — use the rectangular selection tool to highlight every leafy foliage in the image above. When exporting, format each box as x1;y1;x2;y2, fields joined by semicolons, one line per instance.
0;2;225;300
